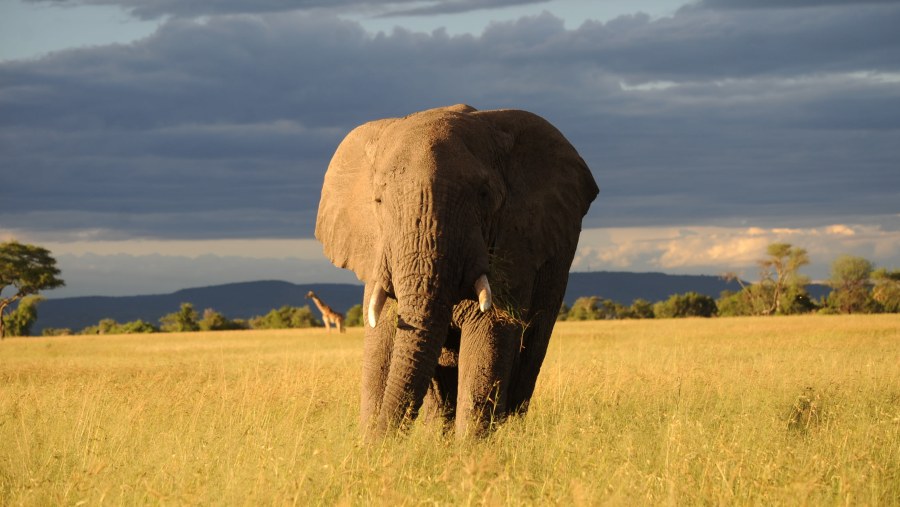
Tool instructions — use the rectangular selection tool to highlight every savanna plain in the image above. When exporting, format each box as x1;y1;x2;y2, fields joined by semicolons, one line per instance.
1;315;898;505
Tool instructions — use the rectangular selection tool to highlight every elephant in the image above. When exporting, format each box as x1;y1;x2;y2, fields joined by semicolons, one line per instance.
315;104;598;438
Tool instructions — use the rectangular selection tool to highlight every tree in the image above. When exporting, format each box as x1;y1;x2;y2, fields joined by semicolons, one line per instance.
1;241;65;338
653;292;717;318
828;255;874;314
345;304;364;327
724;242;810;316
1;295;43;337
872;268;900;313
159;303;200;332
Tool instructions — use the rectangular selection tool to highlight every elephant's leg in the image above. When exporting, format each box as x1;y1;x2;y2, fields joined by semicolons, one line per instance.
507;260;570;414
360;284;397;434
420;328;460;430
454;302;522;437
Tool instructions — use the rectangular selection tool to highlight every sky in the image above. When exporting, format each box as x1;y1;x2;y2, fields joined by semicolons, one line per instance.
1;0;898;298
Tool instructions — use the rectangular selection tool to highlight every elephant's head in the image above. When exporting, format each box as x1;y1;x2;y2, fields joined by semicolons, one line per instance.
315;104;597;433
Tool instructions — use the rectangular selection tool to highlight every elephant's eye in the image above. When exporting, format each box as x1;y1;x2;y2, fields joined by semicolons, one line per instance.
374;197;382;204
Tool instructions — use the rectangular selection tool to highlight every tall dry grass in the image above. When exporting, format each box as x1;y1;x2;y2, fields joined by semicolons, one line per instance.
1;315;898;505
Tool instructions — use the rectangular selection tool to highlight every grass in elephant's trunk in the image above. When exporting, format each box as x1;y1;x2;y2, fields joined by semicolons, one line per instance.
484;248;531;326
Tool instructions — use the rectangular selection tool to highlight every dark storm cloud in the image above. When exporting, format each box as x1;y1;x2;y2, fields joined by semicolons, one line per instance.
25;0;548;20
2;5;899;241
696;0;900;9
551;8;900;81
378;0;550;17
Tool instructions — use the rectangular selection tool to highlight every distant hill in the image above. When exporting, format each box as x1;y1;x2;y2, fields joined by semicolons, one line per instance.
30;272;831;335
33;281;364;335
564;271;743;305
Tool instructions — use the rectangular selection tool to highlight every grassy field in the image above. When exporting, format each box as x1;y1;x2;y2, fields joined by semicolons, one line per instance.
1;315;898;505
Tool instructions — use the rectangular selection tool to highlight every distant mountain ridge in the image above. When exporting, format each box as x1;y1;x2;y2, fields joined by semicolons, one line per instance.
566;271;741;305
33;281;363;335
30;272;828;334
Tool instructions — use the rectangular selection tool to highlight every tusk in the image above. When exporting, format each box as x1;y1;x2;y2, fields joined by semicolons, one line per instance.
474;274;492;312
368;283;388;328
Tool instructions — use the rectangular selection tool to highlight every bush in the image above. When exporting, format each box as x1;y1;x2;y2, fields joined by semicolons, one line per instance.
627;299;655;319
250;305;320;329
80;318;158;335
116;319;158;334
717;290;752;317
564;296;652;320
42;328;72;336
653;292;717;318
566;296;600;321
1;296;43;337
159;303;200;332
345;304;364;327
199;308;247;331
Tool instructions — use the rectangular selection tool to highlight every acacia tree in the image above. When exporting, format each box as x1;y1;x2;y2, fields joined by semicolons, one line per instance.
725;242;810;316
1;241;65;338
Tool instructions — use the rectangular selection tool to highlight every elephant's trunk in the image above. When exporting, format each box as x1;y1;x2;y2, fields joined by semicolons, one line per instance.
374;292;451;434
371;190;459;433
369;183;491;435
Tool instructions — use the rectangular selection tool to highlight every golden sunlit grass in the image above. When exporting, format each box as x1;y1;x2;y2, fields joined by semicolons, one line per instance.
2;316;899;505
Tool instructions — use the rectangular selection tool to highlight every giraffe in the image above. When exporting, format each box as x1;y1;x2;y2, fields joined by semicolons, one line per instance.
306;291;345;333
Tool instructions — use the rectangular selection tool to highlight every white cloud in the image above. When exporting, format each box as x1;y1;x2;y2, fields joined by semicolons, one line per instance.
574;223;900;281
618;80;679;91
825;224;856;236
658;233;769;269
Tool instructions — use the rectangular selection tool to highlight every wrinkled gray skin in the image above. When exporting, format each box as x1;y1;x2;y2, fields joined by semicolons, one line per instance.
315;104;598;438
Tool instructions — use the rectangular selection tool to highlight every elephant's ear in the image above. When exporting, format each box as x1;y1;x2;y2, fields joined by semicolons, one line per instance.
478;110;599;271
315;119;394;282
